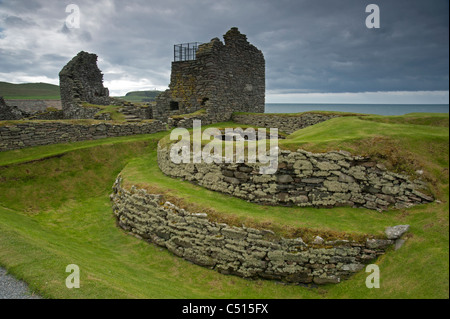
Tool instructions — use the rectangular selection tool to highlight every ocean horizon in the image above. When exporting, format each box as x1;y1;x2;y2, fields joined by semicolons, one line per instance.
265;103;449;116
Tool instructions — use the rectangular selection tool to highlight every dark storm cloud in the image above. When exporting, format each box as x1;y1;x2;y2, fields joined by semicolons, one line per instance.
256;0;449;93
4;15;36;27
0;0;448;95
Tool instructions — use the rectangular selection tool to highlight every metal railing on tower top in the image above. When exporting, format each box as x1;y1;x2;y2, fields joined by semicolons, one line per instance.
173;42;202;62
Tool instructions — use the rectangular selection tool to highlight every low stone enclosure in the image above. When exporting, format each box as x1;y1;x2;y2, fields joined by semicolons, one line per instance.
0;120;165;151
108;119;433;285
0;111;350;151
111;176;411;285
157;142;433;212
231;112;341;135
0;111;432;285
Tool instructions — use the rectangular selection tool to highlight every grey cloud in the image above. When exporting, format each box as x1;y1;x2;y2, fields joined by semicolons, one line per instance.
4;15;37;27
0;0;448;95
0;0;43;14
59;24;92;42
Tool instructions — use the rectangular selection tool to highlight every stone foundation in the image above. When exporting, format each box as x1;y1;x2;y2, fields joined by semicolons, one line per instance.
231;112;341;135
0;120;166;151
157;143;433;211
111;176;408;285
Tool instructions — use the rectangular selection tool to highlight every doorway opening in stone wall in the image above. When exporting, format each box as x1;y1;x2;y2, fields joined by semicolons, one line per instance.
170;101;179;111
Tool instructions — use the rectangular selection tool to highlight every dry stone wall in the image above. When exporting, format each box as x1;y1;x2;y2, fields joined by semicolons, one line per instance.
111;176;409;285
0;120;165;151
232;113;340;135
157;143;433;211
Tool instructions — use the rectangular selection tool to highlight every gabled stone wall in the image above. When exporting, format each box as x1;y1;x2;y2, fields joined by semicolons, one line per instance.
59;51;111;119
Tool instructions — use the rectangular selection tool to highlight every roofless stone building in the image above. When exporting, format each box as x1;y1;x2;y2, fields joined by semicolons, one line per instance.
154;27;265;123
59;51;111;119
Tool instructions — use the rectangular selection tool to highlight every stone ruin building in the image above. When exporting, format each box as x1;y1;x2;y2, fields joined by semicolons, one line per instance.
55;28;265;123
0;96;28;120
154;27;265;123
0;51;113;121
59;51;112;119
58;51;153;121
3;28;265;123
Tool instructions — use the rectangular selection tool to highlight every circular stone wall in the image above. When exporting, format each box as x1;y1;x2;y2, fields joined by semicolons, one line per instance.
157;142;433;211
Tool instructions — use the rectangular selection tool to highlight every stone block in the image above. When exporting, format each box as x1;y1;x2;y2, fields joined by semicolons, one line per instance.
385;225;410;240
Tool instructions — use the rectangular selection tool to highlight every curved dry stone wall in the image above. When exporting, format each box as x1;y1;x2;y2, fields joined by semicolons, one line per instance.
231;113;340;135
0;121;165;151
111;176;409;285
157;144;433;211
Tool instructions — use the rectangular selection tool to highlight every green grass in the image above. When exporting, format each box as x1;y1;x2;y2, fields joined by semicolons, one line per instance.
81;103;127;121
0;132;168;167
282;113;449;151
0;134;317;299
233;110;366;117
115;90;162;103
0;81;60;100
0;113;448;298
280;113;449;199
171;108;207;119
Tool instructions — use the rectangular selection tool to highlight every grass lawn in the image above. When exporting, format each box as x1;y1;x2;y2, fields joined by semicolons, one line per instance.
0;113;448;298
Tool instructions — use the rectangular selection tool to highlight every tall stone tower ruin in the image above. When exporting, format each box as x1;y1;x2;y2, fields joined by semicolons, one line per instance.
154;27;265;123
59;51;111;119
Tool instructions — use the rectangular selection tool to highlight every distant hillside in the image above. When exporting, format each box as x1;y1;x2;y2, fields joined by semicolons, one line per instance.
116;90;162;103
0;82;164;102
0;82;61;100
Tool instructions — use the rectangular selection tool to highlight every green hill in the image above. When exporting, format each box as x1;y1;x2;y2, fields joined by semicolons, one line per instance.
0;81;60;100
116;90;162;103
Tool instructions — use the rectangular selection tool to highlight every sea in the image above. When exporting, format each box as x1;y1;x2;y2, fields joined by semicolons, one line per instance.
265;103;449;116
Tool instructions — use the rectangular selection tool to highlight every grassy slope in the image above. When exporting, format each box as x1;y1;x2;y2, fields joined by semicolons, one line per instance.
0;82;60;100
0;134;316;299
0;113;448;298
115;90;162;103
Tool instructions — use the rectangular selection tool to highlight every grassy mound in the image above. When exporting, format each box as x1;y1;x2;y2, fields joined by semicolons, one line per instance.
0;113;448;298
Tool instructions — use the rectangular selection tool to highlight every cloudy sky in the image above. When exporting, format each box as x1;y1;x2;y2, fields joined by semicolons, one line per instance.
0;0;448;103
